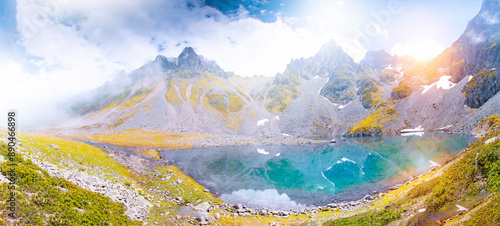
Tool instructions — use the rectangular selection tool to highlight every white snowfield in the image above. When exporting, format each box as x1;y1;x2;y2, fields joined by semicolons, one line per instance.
339;101;351;109
401;132;424;137
422;76;456;94
257;119;269;126
257;148;269;155
438;124;453;130
429;160;441;167
401;125;424;133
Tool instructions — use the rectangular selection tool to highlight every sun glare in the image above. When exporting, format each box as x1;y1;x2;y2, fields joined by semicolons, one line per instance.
391;41;445;60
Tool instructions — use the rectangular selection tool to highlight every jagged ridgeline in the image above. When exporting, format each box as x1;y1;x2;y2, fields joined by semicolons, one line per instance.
69;41;408;137
70;47;280;135
69;0;500;138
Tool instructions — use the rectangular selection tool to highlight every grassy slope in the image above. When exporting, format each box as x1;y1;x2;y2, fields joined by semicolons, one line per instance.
68;129;210;149
0;143;140;225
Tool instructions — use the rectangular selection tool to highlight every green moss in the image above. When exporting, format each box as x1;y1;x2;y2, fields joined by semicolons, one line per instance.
324;206;402;226
265;73;301;113
347;100;398;136
321;73;356;104
0;144;139;225
464;194;500;225
423;133;500;211
265;83;300;113
391;81;412;100
166;79;181;105
357;77;384;109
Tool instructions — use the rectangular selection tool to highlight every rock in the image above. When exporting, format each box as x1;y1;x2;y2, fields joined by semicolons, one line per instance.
418;208;426;213
175;179;183;184
240;213;252;217
327;203;338;208
234;204;243;210
204;188;209;192
193;202;210;212
364;194;374;200
167;169;172;173
50;144;60;150
214;212;221;219
269;221;280;226
0;155;5;163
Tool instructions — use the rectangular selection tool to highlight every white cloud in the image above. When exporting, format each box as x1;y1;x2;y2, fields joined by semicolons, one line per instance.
2;0;365;128
391;40;445;60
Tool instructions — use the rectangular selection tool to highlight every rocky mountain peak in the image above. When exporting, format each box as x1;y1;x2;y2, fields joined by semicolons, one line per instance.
462;0;500;42
178;47;202;69
359;50;394;71
283;39;358;79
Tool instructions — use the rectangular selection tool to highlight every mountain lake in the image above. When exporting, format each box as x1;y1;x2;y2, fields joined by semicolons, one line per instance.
159;132;473;210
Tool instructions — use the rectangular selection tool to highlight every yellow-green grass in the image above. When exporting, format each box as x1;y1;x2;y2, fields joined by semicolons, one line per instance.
101;87;132;111
0;143;140;225
166;79;181;105
347;100;398;136
17;133;135;184
119;84;156;109
68;129;210;149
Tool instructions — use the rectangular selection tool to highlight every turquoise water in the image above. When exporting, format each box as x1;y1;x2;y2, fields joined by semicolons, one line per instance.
160;133;473;210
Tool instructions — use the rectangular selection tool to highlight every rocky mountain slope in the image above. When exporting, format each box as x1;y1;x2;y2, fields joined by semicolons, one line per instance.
59;0;500;139
345;0;500;136
69;47;278;137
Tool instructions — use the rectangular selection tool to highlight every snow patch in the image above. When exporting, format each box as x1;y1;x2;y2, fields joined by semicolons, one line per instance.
422;76;456;94
257;148;269;155
275;153;280;157
485;136;499;144
438;124;453;130
339;102;351;109
468;75;473;82
401;125;424;133
275;115;280;120
318;77;330;96
313;75;319;79
436;76;456;89
401;132;424;137
456;204;468;212
257;119;269;126
282;133;291;137
429;160;441;167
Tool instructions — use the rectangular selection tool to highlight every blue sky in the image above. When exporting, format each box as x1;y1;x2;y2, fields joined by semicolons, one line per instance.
0;0;486;127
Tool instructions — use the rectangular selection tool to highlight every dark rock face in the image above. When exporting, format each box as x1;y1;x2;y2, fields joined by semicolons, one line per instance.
178;47;202;71
283;40;362;79
391;82;411;100
360;50;394;71
432;0;500;83
462;69;500;108
357;77;383;109
131;47;233;79
320;72;357;105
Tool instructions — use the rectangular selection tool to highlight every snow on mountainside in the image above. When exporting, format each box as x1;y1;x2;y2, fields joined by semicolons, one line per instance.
57;0;500;138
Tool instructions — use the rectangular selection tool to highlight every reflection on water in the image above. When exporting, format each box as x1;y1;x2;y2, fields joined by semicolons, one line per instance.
160;133;473;209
